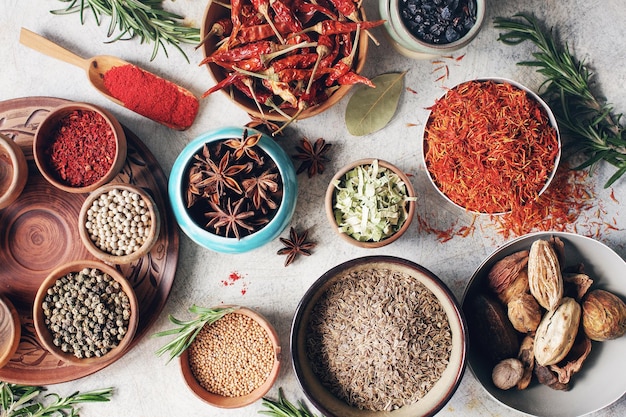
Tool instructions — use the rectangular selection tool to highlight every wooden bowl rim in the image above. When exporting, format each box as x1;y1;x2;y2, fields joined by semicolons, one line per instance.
33;102;127;194
32;260;139;367
0;133;28;209
0;295;21;368
78;183;161;265
179;306;281;408
325;158;416;248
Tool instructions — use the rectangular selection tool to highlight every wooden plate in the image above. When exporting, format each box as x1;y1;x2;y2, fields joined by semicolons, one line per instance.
0;97;179;384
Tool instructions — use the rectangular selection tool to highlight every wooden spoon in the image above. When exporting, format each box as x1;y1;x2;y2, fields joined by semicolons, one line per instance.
19;28;198;130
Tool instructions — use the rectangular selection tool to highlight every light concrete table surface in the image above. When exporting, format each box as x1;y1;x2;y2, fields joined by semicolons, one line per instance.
1;0;625;416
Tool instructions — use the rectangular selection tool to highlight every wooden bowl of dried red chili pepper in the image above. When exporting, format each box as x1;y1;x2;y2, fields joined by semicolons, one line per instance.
422;78;561;215
199;0;379;123
33;102;127;194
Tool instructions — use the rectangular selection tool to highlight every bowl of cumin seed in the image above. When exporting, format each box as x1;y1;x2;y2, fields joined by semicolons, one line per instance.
291;256;468;416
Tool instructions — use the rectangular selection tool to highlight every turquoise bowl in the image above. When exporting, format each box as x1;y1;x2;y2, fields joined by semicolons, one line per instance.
168;126;297;254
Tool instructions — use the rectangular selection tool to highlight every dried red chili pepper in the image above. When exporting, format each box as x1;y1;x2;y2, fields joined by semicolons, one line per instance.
47;110;116;187
103;64;199;130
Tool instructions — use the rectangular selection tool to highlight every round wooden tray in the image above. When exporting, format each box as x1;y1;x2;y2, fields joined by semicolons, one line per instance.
0;97;179;384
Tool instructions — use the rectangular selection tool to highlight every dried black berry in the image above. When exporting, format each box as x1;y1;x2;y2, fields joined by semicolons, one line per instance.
399;0;478;45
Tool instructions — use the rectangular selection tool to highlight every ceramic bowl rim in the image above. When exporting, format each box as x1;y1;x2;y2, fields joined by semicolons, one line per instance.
421;77;562;215
32;259;138;367
33;102;127;194
179;305;281;408
291;255;468;417
78;183;161;265
324;158;416;248
380;0;486;56
168;126;297;254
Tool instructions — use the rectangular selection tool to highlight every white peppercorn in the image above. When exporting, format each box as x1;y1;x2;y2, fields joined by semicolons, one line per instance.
84;188;152;256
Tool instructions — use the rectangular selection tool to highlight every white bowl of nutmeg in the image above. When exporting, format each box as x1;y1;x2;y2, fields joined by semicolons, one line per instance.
462;231;626;417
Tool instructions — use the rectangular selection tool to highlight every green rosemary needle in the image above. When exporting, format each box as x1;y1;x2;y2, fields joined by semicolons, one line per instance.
494;13;626;187
152;305;237;363
51;0;201;62
0;382;112;417
259;388;319;417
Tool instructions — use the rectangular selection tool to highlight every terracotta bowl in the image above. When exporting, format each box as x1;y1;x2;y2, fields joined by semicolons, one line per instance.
325;158;416;248
200;1;369;121
0;295;21;368
33;260;138;367
78;183;161;265
179;306;281;408
291;256;467;417
33;102;127;193
0;133;28;209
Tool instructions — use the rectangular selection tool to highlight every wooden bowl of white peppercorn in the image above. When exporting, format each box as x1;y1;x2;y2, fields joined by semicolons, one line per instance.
33;260;139;367
179;306;281;408
78;183;160;265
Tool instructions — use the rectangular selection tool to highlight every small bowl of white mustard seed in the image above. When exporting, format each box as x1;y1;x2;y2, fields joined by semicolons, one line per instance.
179;306;281;408
33;260;138;367
78;183;161;265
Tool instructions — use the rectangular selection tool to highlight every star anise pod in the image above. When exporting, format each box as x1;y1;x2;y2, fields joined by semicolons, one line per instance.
277;227;316;267
293;137;332;178
245;116;284;136
224;129;263;164
205;198;255;239
242;169;280;211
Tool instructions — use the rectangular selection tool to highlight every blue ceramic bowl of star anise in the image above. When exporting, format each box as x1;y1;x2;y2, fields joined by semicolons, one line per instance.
169;126;298;254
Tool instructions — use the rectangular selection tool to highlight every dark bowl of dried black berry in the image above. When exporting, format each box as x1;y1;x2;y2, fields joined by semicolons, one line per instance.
168;126;298;254
33;260;138;367
380;0;485;58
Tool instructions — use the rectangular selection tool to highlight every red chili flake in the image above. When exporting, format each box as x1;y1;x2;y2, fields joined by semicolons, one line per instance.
424;80;560;214
221;271;248;296
47;109;116;187
103;64;199;129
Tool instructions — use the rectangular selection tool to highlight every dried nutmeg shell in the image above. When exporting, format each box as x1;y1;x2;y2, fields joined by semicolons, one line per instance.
582;289;626;341
528;239;563;311
534;297;581;366
500;270;530;305
487;250;529;299
507;293;542;333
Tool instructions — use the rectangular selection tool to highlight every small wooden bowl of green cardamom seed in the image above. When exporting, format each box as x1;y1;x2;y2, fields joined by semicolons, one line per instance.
33;260;138;367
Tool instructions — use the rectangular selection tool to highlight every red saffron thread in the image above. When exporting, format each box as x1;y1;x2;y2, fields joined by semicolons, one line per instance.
103;64;199;129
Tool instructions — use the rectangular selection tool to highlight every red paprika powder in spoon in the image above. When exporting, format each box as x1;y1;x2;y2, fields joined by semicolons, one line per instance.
103;64;199;130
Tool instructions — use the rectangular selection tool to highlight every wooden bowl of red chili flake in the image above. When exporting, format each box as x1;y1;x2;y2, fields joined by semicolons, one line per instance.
199;0;380;124
33;103;127;194
422;78;561;215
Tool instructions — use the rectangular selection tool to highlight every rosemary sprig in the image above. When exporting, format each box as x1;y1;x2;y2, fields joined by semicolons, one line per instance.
494;13;626;187
0;382;112;417
152;305;237;362
51;0;200;62
259;388;319;417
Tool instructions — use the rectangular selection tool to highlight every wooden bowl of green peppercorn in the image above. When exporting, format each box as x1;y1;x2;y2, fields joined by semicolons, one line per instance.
33;260;138;367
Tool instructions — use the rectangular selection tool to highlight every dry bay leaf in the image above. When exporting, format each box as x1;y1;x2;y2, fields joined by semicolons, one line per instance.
345;72;406;136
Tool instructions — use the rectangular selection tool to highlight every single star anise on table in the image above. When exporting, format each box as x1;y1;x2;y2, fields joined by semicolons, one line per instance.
293;137;332;178
277;227;316;267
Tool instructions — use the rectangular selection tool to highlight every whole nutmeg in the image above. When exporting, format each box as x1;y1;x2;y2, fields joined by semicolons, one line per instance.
507;293;542;333
582;289;626;341
492;358;524;390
